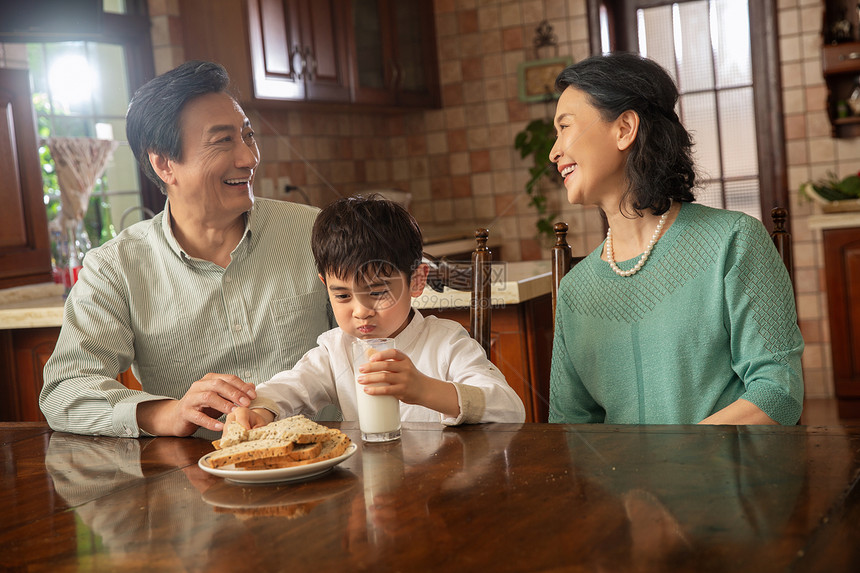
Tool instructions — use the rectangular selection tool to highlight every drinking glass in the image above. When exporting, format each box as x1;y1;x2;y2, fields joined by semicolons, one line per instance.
352;338;401;442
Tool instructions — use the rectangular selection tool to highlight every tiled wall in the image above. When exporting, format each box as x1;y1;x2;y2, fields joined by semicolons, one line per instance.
150;0;857;399
155;0;603;259
779;0;859;399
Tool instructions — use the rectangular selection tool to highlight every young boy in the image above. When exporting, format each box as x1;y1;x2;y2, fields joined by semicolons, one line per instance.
225;195;525;431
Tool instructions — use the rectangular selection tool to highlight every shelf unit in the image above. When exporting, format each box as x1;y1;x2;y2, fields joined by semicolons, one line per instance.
822;2;860;137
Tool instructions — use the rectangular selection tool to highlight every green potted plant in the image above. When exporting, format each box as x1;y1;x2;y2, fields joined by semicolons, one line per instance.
514;118;561;242
799;170;860;213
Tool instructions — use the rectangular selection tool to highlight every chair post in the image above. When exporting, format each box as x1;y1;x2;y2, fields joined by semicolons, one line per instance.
770;207;793;280
472;228;492;358
551;222;572;327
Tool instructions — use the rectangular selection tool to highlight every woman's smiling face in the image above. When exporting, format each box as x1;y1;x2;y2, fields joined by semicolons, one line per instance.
549;87;632;209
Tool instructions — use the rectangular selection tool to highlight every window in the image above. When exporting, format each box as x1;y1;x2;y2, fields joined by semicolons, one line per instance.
637;1;760;219
28;40;146;246
0;0;156;249
588;0;787;230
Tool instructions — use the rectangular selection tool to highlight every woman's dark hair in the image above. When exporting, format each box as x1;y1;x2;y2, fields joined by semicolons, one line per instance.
311;194;423;282
126;60;231;194
555;52;696;216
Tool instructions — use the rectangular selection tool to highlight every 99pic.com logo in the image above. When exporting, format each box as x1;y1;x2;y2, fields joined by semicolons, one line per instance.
416;260;507;309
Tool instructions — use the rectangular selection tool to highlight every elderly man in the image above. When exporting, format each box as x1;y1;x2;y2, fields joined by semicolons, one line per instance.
41;61;333;439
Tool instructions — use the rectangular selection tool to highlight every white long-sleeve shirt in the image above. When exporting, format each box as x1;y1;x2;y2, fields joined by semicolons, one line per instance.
252;311;526;425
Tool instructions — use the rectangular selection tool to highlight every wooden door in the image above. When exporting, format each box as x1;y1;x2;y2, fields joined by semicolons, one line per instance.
0;68;52;289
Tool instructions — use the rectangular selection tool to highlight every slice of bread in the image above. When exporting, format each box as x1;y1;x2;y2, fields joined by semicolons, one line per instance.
205;438;296;468
208;415;352;471
217;415;335;449
233;441;323;469
246;415;337;444
215;420;250;449
233;431;352;470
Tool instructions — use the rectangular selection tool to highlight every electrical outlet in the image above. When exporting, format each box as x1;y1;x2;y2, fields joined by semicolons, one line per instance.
277;176;292;194
258;178;275;196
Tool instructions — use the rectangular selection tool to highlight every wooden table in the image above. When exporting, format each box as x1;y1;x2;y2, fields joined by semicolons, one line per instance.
2;422;859;572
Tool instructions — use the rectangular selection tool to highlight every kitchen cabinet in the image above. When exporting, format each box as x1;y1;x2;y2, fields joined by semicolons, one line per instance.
821;1;860;137
247;0;351;102
179;0;439;109
348;0;440;108
0;68;52;289
823;226;860;418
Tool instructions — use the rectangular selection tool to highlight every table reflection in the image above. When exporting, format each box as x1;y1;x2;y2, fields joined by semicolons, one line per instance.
35;424;858;572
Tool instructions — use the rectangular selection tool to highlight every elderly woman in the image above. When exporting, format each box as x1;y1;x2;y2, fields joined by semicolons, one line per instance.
548;52;803;425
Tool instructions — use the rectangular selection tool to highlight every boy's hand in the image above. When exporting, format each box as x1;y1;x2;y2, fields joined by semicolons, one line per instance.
225;406;274;430
356;349;459;417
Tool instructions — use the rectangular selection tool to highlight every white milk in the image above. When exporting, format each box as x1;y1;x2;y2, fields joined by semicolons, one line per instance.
355;386;401;434
352;338;402;442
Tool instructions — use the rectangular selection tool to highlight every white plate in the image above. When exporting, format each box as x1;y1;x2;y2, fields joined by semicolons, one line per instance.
198;443;357;484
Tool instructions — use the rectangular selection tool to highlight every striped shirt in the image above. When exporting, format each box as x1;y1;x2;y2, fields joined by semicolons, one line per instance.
41;197;334;439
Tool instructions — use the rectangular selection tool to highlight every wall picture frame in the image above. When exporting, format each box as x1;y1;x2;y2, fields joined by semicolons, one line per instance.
517;57;572;103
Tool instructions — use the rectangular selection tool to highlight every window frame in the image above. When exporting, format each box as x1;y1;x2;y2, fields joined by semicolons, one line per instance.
0;1;161;218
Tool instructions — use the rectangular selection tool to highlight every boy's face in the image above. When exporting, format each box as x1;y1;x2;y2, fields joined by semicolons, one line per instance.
323;265;428;340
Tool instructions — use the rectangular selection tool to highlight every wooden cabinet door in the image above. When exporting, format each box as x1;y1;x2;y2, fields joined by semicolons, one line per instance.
349;0;440;108
0;326;142;422
248;0;306;100
349;0;396;105
389;0;440;108
0;68;52;289
297;0;351;102
823;227;860;417
179;0;255;104
0;327;59;422
247;0;350;102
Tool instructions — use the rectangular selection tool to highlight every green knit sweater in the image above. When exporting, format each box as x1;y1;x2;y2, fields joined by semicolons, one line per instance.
549;202;804;425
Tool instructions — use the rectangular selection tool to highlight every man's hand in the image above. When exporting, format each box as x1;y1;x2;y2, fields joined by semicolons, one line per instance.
356;349;459;418
137;373;257;436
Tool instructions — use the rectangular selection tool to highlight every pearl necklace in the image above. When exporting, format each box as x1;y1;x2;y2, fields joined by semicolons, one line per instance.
605;202;671;277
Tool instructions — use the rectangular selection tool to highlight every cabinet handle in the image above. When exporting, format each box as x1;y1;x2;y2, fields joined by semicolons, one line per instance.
290;45;303;80
304;46;317;81
389;59;400;88
838;52;860;61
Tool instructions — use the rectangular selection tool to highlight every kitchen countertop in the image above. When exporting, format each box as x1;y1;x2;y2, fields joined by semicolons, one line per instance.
412;260;551;309
0;261;554;329
806;211;860;230
0;283;65;330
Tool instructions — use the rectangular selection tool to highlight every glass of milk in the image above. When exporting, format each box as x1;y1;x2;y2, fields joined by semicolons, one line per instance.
352;338;402;443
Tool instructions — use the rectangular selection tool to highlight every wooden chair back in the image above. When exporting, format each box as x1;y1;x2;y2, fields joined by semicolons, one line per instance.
551;222;583;327
471;229;492;357
424;228;493;357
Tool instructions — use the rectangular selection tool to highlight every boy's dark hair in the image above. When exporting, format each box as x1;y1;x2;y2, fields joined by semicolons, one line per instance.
312;195;423;282
555;52;696;216
126;60;231;194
